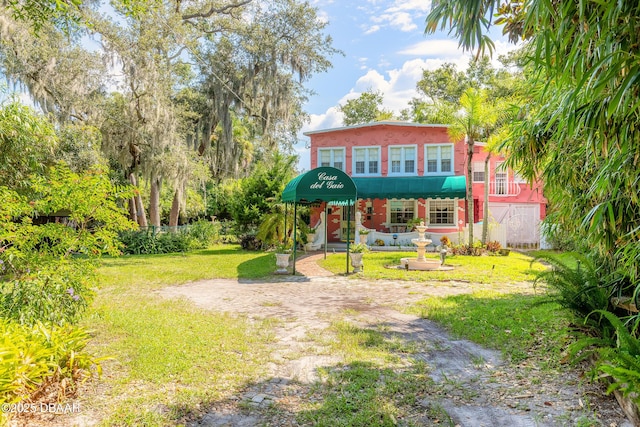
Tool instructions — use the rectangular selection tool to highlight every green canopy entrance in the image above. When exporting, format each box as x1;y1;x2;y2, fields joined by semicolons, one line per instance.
352;175;466;200
282;167;357;205
282;167;357;275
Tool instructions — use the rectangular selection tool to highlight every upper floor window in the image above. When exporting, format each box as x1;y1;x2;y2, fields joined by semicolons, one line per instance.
389;146;416;175
472;161;485;182
353;147;380;175
425;144;453;175
318;148;345;171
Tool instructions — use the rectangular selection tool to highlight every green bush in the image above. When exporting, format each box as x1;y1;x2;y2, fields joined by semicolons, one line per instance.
118;228;192;254
0;260;94;326
0;164;134;326
533;252;612;332
569;310;640;405
119;221;220;255
186;219;220;248
0;319;102;423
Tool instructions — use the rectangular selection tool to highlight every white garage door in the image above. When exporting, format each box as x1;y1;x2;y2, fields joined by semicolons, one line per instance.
488;203;540;248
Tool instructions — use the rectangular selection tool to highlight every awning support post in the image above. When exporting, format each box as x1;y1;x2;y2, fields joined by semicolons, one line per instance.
293;202;298;275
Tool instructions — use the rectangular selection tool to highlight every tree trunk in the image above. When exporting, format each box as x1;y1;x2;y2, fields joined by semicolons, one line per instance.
129;172;147;227
467;139;474;246
149;175;162;227
128;196;137;223
169;188;181;227
482;153;491;244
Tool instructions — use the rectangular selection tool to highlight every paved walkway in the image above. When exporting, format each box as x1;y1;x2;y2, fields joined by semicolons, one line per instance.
290;252;334;277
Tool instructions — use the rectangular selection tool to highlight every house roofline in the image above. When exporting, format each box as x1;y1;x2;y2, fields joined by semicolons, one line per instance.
303;121;450;136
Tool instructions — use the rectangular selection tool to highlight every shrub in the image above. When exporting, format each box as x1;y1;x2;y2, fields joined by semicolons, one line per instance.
186;219;220;248
534;252;612;333
451;243;483;256
119;228;194;254
119;221;221;255
117;229;159;254
0;261;94;326
0;164;134;325
0;319;103;419
240;234;261;250
485;241;502;253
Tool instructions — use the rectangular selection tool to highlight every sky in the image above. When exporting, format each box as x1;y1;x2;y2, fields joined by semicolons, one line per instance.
295;0;517;171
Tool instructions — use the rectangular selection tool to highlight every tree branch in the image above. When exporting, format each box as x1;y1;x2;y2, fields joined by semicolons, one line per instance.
181;0;252;21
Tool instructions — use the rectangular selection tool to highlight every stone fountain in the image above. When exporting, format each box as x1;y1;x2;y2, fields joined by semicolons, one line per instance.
400;221;441;271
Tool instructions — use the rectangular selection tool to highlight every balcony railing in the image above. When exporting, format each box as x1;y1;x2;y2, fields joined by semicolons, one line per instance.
489;180;522;197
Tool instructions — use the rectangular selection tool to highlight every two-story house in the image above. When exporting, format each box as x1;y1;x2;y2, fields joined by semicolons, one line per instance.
303;121;546;247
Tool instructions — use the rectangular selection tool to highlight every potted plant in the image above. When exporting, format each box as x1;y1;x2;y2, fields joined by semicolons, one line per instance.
349;242;368;273
358;228;371;244
274;242;292;274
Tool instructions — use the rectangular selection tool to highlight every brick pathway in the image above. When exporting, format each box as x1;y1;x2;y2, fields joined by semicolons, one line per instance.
290;252;334;277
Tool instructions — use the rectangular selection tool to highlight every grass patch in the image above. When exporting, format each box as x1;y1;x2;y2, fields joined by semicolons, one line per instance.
80;244;275;426
319;250;546;285
406;291;570;367
97;244;274;290
529;249;580;269
298;319;434;426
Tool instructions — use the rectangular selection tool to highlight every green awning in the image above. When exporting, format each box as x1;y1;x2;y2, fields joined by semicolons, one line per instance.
352;175;466;200
282;167;357;205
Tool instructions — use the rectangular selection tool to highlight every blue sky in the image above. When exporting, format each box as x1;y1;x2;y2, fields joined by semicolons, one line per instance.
296;0;516;171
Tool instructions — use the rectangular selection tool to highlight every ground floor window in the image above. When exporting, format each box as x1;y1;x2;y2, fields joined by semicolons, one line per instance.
389;199;416;225
428;199;455;226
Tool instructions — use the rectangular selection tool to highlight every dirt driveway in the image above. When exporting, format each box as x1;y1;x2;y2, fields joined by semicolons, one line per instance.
158;254;631;427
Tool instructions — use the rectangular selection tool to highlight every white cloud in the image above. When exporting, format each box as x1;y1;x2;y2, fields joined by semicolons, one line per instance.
297;107;344;171
387;0;432;13
316;9;330;25
304;106;344;132
361;0;434;33
372;12;417;32
398;39;465;57
363;24;380;35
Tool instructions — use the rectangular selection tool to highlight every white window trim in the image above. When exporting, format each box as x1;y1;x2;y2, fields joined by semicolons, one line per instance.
351;146;381;176
388;144;418;176
426;198;458;228
386;199;418;226
317;147;346;171
424;143;454;176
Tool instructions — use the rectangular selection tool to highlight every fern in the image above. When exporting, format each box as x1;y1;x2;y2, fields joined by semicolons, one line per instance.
534;252;611;331
589;310;640;402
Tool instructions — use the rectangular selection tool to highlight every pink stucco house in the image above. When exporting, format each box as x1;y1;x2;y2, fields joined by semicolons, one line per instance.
303;121;546;247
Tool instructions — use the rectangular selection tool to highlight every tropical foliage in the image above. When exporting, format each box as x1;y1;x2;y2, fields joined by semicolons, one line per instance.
426;0;640;404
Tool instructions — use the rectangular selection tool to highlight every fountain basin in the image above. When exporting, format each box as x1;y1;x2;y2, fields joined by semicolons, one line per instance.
400;257;441;271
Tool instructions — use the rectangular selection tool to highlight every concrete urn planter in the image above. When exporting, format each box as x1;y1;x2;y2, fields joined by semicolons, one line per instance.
275;253;291;274
349;252;364;273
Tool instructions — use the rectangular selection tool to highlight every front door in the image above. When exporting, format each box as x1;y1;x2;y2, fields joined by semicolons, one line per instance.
340;206;355;242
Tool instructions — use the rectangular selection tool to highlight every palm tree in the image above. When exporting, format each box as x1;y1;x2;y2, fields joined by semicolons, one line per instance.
447;88;496;246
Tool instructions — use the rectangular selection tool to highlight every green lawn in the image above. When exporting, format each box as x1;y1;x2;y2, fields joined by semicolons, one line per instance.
96;245;276;291
319;250;547;285
83;245;276;426
78;245;578;426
